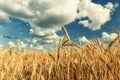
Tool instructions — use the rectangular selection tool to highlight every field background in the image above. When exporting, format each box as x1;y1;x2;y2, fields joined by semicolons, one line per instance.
0;32;120;80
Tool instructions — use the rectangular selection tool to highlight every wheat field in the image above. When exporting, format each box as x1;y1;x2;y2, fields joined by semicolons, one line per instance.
0;27;120;80
0;40;120;80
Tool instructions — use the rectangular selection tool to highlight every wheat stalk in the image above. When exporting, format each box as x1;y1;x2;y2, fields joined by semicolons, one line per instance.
107;32;120;51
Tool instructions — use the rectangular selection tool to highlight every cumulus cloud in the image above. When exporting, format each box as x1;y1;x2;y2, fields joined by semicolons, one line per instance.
101;32;118;42
29;27;60;46
0;0;118;48
0;10;9;22
8;41;15;48
78;0;118;30
79;20;89;27
79;36;89;44
0;0;34;19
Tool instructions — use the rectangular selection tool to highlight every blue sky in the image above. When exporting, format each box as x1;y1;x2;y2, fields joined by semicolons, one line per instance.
0;0;120;49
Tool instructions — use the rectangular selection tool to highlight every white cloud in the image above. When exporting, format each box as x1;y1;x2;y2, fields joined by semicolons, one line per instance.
78;0;118;30
0;10;9;22
101;32;118;42
30;27;60;45
105;2;114;9
79;36;89;44
115;3;119;8
0;0;34;19
79;20;89;27
28;0;78;28
8;41;15;48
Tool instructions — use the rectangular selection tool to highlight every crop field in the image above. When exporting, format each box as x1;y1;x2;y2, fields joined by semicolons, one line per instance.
0;27;119;80
0;40;120;80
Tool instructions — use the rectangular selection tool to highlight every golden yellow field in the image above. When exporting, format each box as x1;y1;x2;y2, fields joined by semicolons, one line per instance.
0;38;120;80
0;27;120;80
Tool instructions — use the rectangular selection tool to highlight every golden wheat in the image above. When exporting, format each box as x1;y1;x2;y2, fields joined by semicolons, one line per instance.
0;26;119;80
0;43;119;80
